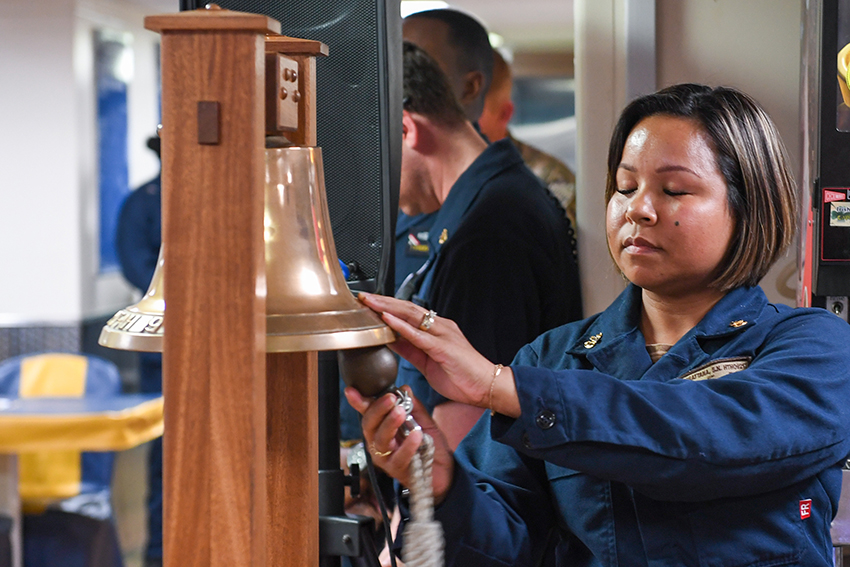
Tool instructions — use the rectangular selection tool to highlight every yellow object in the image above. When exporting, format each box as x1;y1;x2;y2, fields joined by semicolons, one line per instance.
0;397;164;453
20;355;87;397
838;42;850;107
19;451;80;511
18;354;88;504
583;332;603;349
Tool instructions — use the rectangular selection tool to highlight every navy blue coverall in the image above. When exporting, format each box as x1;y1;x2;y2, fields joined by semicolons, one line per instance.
423;284;850;566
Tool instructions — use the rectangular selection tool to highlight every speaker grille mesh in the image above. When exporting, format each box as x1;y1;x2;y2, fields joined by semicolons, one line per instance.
212;0;394;287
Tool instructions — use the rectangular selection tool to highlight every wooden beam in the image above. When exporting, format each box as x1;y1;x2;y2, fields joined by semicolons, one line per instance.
149;8;275;566
266;352;319;567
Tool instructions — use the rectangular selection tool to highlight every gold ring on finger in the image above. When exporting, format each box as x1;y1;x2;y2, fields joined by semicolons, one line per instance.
369;442;392;458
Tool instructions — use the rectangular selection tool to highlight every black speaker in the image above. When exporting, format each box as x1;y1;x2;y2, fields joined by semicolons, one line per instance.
182;0;402;295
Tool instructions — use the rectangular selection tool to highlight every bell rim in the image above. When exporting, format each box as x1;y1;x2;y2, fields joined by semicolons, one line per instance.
98;327;164;353
99;318;395;354
266;325;395;353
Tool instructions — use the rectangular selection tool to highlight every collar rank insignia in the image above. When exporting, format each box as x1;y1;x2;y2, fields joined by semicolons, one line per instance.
583;332;602;349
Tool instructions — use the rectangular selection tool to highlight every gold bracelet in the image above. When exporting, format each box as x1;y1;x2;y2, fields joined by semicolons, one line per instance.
489;364;504;417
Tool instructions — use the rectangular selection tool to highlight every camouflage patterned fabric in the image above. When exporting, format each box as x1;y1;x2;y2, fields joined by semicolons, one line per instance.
509;133;576;230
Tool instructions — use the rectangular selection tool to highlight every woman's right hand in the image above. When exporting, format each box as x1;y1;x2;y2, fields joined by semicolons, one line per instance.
345;385;455;504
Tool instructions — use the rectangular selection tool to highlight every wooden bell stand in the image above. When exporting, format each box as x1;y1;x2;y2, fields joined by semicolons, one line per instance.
145;7;327;566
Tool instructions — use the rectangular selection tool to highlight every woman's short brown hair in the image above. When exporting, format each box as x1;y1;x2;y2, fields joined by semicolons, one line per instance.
605;83;798;291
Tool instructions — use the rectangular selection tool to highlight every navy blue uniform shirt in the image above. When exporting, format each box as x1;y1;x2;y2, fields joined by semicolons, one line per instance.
396;139;583;412
395;211;436;294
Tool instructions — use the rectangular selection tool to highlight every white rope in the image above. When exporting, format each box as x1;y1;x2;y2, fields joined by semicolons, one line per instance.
402;432;444;567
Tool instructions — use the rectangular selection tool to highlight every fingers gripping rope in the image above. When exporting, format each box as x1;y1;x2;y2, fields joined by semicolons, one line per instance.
391;390;444;567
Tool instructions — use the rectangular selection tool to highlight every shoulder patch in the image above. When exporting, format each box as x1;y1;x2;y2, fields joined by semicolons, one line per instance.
679;357;751;381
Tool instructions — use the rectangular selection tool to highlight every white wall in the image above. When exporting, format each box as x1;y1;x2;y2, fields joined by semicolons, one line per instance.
574;0;632;316
0;0;163;325
0;0;81;324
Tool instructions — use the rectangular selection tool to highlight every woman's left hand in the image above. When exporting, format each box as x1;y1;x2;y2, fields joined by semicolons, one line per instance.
359;292;496;409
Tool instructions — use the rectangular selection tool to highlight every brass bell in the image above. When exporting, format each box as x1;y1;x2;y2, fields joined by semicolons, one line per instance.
98;248;165;352
263;146;393;351
99;145;393;353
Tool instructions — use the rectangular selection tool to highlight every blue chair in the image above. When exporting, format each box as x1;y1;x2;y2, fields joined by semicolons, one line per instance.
0;353;124;567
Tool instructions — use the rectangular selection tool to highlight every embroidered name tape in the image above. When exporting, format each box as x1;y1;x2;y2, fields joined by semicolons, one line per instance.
800;499;812;520
679;357;751;381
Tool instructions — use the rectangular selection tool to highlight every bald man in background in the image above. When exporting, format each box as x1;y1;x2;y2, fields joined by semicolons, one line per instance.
479;48;578;231
402;8;493;123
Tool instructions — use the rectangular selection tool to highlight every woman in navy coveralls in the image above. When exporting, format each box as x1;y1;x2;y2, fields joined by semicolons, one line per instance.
347;84;850;566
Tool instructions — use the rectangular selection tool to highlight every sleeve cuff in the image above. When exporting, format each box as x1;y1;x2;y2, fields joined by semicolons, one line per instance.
491;366;569;454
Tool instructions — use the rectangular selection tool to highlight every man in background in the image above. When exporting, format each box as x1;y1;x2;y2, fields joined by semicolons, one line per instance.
340;10;499;525
354;43;580;567
479;48;578;231
394;8;495;293
342;37;583;567
393;41;582;448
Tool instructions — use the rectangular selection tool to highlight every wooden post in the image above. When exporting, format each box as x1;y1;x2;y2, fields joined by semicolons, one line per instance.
266;351;318;567
146;8;279;566
147;8;335;565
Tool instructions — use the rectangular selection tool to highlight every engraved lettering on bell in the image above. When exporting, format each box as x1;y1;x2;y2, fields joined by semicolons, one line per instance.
143;316;164;334
106;311;163;335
